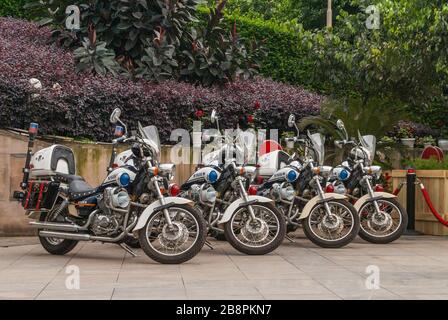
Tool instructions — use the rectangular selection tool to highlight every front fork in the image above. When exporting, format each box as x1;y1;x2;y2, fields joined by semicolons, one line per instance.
314;176;334;217
153;179;174;227
363;176;382;215
237;178;257;221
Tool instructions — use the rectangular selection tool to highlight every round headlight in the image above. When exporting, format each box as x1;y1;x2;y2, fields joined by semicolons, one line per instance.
280;185;295;201
112;190;130;208
201;187;217;203
117;172;131;187
286;170;298;182
207;170;218;184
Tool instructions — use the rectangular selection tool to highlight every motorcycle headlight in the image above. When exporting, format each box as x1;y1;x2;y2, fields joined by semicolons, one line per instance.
364;166;382;179
317;166;333;178
201;186;217;203
280;185;295;201
112;190;130;208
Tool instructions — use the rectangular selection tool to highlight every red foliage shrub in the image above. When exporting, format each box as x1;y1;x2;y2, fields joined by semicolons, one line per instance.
0;18;324;143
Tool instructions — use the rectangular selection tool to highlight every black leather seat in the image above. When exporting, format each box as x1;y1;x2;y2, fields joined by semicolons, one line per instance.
68;180;97;200
55;173;84;184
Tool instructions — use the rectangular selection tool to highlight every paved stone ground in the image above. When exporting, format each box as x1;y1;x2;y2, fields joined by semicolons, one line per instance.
0;234;448;300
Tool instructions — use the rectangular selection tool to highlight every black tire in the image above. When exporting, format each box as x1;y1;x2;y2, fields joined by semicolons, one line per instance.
38;212;78;255
224;203;286;255
138;204;206;264
358;198;408;244
123;236;141;248
303;199;360;248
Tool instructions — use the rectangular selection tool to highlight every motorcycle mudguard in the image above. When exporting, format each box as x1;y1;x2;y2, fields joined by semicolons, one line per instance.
354;192;397;212
218;196;274;225
298;193;348;220
133;197;194;232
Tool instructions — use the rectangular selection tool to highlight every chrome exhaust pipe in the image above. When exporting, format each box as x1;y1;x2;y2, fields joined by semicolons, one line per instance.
39;230;91;241
30;221;81;232
30;211;96;231
38;219;138;243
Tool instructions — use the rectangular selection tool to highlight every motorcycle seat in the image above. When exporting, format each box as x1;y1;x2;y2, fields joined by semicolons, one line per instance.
55;173;84;184
68;180;97;200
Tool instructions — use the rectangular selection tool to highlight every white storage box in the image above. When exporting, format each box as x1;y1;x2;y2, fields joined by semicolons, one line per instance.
258;150;290;177
30;145;76;176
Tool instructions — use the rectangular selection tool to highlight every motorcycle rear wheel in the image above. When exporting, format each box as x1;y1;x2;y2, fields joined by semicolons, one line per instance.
38;212;78;255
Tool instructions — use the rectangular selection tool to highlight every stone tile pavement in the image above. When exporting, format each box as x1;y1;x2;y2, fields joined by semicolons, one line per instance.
0;234;448;300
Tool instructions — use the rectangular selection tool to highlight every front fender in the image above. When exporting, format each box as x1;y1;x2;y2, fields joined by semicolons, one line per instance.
218;196;274;225
133;197;194;232
354;192;397;212
298;193;348;220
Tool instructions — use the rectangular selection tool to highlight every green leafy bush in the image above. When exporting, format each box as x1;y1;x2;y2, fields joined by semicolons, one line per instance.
0;0;30;18
24;0;262;86
404;158;448;170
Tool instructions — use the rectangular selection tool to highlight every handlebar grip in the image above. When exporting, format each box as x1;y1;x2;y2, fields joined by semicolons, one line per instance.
113;136;127;144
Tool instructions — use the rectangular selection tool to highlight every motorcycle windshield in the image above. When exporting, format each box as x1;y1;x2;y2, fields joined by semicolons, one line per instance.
139;123;161;161
358;131;376;163
308;132;325;165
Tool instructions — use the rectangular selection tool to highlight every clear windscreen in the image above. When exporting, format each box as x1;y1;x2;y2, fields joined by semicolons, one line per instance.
139;122;161;160
308;131;325;165
358;131;376;162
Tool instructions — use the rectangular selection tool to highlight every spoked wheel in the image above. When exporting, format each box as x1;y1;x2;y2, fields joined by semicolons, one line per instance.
303;200;360;248
358;198;407;244
38;211;78;255
224;203;286;255
138;204;206;264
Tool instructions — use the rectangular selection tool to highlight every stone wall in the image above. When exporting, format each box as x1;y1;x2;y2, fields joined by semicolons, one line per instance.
0;130;195;236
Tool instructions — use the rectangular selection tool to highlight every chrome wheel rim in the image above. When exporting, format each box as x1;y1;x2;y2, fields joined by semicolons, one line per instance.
229;205;280;248
308;201;355;242
360;200;402;238
145;208;199;256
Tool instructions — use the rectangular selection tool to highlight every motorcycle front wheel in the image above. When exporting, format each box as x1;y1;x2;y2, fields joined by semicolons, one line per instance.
138;204;206;264
224;203;286;255
303;199;360;248
358;198;407;244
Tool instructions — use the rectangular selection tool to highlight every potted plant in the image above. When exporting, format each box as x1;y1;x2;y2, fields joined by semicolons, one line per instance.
417;136;436;148
438;128;448;151
397;127;416;148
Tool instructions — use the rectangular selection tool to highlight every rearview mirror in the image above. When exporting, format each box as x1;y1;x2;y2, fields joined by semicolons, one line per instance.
288;114;296;128
336;119;348;140
110;108;122;124
210;109;217;124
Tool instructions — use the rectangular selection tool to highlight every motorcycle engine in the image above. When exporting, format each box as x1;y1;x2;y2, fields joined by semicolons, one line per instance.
92;187;130;236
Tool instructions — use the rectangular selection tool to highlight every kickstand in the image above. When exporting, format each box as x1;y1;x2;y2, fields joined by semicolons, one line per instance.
119;243;139;257
205;240;214;250
285;234;295;243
